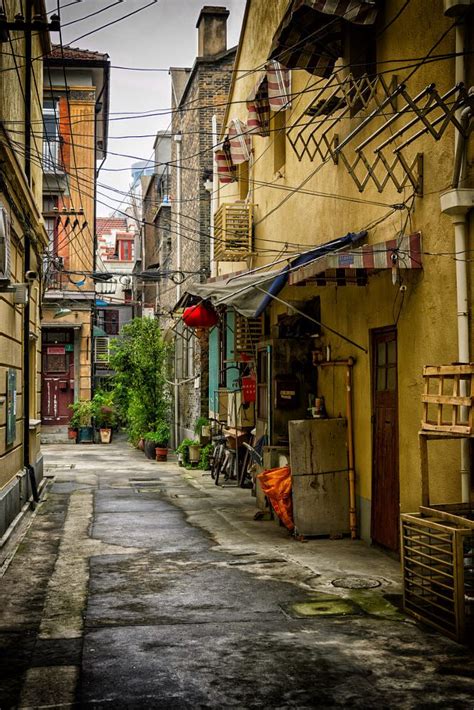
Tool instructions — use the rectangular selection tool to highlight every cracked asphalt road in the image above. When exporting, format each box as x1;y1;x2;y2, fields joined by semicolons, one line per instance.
1;438;473;709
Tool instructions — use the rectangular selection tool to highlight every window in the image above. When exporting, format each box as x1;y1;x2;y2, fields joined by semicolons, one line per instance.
118;239;133;261
97;309;119;335
271;109;286;173
43;100;61;173
43;196;59;257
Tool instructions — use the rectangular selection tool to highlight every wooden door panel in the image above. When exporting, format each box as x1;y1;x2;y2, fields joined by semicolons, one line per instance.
371;328;399;551
41;344;74;424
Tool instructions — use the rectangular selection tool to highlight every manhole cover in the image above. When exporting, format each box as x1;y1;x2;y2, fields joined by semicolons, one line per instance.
332;576;381;589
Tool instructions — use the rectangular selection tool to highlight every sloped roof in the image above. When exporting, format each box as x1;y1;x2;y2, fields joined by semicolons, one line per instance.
47;45;109;62
96;217;128;235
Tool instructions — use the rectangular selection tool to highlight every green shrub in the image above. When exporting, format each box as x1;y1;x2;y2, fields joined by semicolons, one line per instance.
108;318;171;445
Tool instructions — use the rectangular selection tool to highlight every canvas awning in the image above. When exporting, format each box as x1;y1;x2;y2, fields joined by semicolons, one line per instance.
288;232;422;285
247;61;291;136
215;138;237;184
228;118;252;165
254;230;367;317
174;270;281;319
269;0;379;77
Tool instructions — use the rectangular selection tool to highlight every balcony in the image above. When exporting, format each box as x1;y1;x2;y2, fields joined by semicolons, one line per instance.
214;203;253;262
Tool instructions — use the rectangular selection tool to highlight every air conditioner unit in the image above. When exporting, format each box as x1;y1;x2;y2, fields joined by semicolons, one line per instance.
0;205;11;289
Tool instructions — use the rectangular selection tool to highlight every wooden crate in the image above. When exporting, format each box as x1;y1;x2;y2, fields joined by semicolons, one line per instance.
421;364;474;435
401;506;474;643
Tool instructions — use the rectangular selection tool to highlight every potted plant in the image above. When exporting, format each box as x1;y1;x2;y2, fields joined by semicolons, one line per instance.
188;440;201;465
176;437;196;466
194;416;210;444
92;391;117;444
69;400;94;444
144;422;170;461
67;408;79;442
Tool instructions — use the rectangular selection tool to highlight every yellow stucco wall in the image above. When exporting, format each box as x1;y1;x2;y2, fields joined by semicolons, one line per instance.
0;7;47;491
217;0;473;538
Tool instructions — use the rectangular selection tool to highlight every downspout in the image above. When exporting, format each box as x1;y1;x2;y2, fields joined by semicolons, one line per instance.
174;132;182;302
173;132;182;447
211;114;218;277
23;0;38;502
440;9;474;504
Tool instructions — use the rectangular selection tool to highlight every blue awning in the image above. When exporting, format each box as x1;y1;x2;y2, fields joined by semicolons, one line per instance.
254;230;367;317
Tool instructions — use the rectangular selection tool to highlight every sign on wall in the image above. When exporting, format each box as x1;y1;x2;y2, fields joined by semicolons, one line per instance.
6;368;16;446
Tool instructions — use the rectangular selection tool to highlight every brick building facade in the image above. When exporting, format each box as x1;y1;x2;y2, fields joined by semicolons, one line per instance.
159;7;236;442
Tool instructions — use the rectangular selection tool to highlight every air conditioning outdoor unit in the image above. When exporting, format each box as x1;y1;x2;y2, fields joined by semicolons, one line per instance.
0;204;11;289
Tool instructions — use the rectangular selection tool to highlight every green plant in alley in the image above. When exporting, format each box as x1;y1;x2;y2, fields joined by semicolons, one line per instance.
176;438;199;465
198;442;213;470
109;317;171;444
144;422;170;446
91;390;117;429
194;416;210;437
68;400;94;427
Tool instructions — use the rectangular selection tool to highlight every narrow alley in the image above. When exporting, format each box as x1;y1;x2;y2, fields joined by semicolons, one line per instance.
1;439;473;709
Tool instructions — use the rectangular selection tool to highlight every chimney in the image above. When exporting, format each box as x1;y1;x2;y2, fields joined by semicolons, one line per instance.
196;6;229;57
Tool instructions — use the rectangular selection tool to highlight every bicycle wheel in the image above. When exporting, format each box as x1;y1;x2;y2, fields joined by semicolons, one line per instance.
210;442;224;481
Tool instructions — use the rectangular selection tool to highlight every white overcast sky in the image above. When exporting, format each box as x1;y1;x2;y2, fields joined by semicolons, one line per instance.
46;0;246;216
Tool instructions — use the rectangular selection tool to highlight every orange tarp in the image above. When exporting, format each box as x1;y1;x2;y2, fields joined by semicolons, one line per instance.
257;466;294;531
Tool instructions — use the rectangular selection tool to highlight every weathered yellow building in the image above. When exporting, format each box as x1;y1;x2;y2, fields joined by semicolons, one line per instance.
41;47;110;428
0;1;50;538
207;0;474;550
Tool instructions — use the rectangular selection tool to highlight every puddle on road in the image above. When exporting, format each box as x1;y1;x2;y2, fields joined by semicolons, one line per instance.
283;593;363;618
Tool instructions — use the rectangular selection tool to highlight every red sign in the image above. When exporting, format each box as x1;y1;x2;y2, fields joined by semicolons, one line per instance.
47;346;66;355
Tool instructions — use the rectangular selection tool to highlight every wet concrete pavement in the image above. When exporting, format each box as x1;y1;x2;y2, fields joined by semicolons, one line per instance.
1;439;473;708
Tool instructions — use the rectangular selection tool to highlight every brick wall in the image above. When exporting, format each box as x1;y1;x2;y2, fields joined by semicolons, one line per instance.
163;51;235;437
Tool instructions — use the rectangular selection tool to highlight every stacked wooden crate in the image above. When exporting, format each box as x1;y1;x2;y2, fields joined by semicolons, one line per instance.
401;364;474;644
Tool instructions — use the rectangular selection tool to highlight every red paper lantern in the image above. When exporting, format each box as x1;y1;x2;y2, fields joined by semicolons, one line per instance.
182;302;218;328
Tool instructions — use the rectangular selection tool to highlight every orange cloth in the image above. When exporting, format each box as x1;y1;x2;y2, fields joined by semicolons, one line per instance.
257;466;294;531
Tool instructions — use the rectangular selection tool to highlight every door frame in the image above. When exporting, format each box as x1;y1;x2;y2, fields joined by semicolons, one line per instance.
370;326;400;550
41;326;77;424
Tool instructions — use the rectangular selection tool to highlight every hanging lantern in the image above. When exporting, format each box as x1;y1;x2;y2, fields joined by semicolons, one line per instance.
182;302;218;328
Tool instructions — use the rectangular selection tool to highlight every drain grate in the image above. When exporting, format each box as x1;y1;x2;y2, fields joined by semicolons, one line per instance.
332;576;381;590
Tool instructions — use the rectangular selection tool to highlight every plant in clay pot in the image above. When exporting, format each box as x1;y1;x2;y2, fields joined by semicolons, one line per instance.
144;422;170;461
92;391;117;444
69;400;94;444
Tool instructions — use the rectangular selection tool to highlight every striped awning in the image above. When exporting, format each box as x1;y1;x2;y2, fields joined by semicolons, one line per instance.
288;232;422;285
269;0;379;77
215;139;237;184
228;118;252;165
247;61;291;137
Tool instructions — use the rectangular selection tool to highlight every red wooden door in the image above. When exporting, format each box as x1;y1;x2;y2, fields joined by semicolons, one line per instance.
371;328;399;551
41;333;74;424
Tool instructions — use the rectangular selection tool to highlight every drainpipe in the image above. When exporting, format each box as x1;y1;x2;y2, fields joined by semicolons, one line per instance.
174;133;182;302
23;0;38;502
173;133;182;447
211;114;218;277
440;4;474;503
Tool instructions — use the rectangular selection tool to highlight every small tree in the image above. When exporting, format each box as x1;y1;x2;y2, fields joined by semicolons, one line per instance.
109;318;171;444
